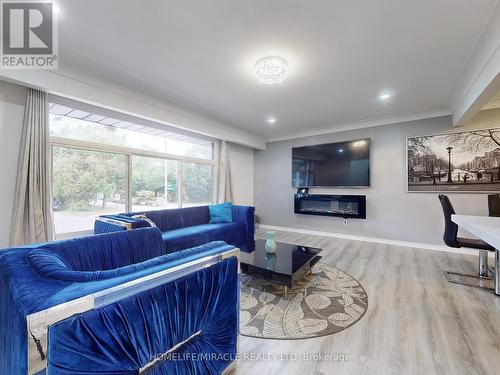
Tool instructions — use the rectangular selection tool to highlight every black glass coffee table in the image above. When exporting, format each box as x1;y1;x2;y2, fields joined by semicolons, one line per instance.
240;239;322;298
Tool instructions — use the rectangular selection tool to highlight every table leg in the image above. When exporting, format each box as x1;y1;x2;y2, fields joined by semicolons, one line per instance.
479;250;489;277
495;248;500;296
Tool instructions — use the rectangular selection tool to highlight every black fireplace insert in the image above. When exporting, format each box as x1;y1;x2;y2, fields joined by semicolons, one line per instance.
294;194;366;219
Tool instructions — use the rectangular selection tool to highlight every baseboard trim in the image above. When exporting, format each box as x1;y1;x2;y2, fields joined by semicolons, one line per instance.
259;224;493;258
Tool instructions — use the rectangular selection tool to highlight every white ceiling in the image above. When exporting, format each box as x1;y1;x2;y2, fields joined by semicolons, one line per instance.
57;0;497;140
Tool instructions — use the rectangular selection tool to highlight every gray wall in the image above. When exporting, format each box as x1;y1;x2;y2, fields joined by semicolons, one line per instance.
254;116;490;245
0;81;26;248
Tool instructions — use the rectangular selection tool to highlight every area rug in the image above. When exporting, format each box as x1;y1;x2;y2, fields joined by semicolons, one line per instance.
240;262;368;339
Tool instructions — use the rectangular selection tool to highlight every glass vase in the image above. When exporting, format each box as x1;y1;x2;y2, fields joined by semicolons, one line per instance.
265;230;277;254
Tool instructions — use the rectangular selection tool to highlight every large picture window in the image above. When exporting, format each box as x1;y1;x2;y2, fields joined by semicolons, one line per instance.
132;156;179;212
181;162;213;207
52;147;127;234
49;103;216;237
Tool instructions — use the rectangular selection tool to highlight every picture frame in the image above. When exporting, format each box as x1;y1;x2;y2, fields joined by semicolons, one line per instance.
406;127;500;193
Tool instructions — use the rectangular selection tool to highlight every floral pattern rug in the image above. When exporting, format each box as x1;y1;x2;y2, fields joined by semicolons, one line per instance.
240;262;368;339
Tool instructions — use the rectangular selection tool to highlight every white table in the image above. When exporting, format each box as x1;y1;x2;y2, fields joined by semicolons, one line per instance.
452;214;500;295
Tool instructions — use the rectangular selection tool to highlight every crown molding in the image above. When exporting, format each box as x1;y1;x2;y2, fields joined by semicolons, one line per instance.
265;109;452;143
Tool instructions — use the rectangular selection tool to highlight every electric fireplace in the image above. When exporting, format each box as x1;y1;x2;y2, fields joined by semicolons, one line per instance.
294;194;366;219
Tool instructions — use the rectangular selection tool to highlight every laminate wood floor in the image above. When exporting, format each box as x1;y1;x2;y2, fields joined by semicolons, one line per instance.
234;229;500;375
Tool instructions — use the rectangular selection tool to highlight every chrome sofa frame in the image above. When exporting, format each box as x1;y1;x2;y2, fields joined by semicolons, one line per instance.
27;248;240;375
95;216;134;230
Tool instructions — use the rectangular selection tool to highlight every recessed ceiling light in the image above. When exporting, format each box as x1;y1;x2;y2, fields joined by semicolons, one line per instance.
338;149;344;153
255;57;288;84
379;92;392;101
267;117;277;124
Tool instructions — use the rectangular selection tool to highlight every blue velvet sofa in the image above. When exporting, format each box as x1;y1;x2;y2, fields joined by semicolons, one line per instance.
0;227;239;374
95;205;255;253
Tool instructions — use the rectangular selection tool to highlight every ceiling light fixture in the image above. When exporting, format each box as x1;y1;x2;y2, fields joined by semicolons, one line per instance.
255;57;288;84
379;92;392;101
267;117;277;124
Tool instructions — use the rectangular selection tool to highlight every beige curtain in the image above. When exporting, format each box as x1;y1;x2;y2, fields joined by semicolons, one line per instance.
10;88;54;246
217;140;233;203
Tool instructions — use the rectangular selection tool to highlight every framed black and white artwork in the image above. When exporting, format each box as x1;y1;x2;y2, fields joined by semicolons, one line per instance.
407;128;500;192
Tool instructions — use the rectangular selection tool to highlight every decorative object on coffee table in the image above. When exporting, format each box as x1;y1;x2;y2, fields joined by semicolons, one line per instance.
264;230;277;254
240;262;368;339
240;239;322;298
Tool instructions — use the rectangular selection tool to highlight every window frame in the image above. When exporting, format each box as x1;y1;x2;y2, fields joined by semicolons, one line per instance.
50;130;218;238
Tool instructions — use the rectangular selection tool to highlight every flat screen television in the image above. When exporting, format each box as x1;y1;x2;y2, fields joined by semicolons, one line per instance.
292;139;370;187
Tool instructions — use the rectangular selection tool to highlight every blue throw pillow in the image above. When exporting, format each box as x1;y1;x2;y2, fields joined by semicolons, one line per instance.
209;202;233;223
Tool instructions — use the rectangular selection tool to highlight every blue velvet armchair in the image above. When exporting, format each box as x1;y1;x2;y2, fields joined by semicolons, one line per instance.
0;228;239;374
95;204;255;253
